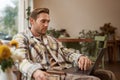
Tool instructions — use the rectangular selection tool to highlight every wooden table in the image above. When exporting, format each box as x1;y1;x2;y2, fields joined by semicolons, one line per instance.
57;38;92;42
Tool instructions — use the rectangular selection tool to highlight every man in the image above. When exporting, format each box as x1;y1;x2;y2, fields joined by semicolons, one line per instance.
13;8;116;80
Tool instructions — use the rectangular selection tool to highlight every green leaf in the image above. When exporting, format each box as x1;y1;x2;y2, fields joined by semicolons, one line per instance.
0;58;14;72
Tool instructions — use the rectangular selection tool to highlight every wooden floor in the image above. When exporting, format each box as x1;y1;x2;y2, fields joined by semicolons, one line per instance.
105;62;120;80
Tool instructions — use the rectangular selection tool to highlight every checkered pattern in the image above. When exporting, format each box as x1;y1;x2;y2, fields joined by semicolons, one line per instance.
13;28;82;80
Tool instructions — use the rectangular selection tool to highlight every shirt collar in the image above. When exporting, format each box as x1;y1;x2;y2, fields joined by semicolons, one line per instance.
27;27;47;40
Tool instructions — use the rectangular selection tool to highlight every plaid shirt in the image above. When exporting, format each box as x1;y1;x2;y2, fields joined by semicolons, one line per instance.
13;28;81;80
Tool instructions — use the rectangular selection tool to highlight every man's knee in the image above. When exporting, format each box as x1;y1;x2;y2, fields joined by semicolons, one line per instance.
93;69;116;80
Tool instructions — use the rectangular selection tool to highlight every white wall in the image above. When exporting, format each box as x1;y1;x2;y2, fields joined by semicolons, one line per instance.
33;0;120;37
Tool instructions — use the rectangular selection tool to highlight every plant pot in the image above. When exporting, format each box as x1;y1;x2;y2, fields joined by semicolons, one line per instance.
0;68;16;80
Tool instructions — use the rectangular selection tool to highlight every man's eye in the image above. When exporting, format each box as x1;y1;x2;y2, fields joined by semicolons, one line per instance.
41;20;50;23
41;20;46;23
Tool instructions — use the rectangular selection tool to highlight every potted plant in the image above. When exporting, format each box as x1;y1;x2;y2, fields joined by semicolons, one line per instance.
99;23;117;40
79;30;100;56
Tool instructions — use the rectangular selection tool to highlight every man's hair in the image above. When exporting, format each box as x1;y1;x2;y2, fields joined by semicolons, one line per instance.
30;8;49;20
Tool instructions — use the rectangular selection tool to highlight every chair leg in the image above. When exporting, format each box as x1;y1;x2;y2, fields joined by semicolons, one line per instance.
102;56;104;69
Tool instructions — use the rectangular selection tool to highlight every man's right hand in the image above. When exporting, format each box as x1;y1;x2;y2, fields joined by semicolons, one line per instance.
33;69;50;80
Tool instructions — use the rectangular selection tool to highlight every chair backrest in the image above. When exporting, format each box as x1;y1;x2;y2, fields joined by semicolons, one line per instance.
94;35;107;56
93;35;107;68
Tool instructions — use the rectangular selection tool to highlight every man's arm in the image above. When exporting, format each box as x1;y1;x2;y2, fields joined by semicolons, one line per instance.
57;41;92;70
13;33;43;79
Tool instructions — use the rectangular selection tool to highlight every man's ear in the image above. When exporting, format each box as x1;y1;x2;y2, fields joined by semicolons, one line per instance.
29;18;34;24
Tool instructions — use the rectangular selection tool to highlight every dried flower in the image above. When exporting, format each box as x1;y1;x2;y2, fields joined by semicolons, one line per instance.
100;23;117;35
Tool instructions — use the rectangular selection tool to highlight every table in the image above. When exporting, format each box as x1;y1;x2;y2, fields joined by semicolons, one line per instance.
57;38;92;42
57;38;93;51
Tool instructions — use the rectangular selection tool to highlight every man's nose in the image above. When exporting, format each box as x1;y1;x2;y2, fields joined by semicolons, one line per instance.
44;22;49;27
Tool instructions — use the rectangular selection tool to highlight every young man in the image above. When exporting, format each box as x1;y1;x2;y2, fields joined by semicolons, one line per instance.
13;8;116;80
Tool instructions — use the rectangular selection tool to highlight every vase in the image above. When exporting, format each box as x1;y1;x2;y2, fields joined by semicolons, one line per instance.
0;68;17;80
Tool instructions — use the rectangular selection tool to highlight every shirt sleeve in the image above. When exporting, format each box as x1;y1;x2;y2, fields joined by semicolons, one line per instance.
57;40;82;66
13;33;43;79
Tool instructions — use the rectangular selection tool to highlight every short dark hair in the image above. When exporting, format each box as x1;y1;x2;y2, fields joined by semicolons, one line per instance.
30;8;49;20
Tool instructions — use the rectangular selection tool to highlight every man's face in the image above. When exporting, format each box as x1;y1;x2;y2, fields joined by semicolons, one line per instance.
30;13;50;36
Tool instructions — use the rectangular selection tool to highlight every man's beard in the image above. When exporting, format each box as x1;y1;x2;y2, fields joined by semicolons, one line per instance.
37;31;46;36
36;28;48;36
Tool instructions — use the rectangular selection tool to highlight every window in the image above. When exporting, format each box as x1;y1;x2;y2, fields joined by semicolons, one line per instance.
0;0;33;40
18;0;33;33
0;0;18;40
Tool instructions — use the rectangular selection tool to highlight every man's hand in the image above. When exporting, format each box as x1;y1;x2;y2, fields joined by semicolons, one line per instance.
33;69;49;80
78;56;92;70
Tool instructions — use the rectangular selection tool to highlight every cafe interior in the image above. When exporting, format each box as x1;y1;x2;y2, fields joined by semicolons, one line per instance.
0;0;120;80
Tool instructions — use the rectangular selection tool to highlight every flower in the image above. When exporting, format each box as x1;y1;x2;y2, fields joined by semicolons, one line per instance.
0;40;19;72
0;45;14;72
9;40;18;48
9;40;22;62
0;45;12;60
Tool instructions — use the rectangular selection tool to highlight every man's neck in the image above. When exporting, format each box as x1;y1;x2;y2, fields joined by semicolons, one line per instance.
30;28;42;37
